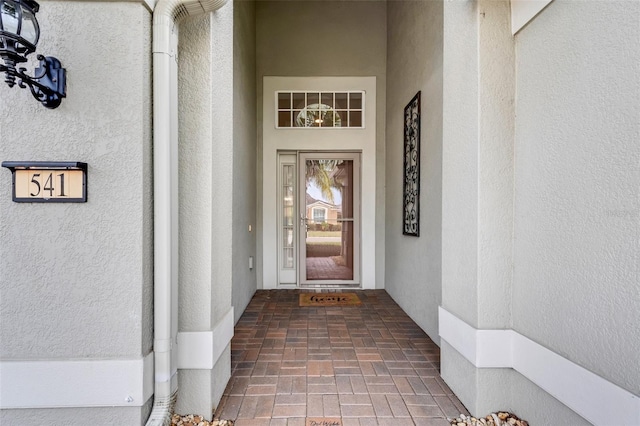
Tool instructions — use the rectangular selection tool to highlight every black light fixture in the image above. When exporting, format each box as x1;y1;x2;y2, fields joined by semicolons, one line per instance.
0;0;65;108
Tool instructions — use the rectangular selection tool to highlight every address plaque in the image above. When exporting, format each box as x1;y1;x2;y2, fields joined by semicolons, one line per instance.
2;161;87;203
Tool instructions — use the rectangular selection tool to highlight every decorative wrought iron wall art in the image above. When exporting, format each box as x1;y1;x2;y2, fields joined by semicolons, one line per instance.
403;91;420;236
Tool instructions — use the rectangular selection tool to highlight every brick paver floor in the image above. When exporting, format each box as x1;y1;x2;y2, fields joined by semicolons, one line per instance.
214;290;469;426
305;258;353;280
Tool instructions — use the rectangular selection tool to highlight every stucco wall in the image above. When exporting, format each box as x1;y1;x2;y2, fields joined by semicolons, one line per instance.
441;0;481;328
179;11;214;339
176;1;237;416
0;1;153;423
385;0;443;344
440;0;516;415
441;0;514;336
210;3;234;329
441;0;639;423
439;0;482;413
255;0;387;288
0;402;154;426
177;11;215;417
232;0;257;323
209;2;235;409
512;0;640;405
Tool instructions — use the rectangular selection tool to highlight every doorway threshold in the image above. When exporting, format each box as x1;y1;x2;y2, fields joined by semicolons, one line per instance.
298;283;362;290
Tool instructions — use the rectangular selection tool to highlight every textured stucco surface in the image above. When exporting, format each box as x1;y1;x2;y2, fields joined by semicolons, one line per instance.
255;0;387;289
440;341;477;415
176;345;230;418
232;0;257;323
475;0;514;329
0;400;154;426
0;2;153;360
441;0;480;327
507;369;590;426
210;2;234;329
440;0;517;416
385;0;443;344
442;0;514;330
176;2;235;417
441;341;590;426
442;0;638;421
211;344;231;412
178;14;215;416
512;0;640;396
441;341;513;415
0;2;152;423
209;4;234;413
176;369;213;418
179;12;213;332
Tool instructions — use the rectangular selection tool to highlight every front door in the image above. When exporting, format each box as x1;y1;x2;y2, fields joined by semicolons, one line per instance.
299;152;360;285
277;152;361;286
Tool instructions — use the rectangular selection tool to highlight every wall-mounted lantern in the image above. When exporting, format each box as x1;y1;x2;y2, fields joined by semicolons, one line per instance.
0;0;65;108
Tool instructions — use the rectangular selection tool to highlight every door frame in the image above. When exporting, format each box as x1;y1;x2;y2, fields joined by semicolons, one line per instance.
261;76;377;290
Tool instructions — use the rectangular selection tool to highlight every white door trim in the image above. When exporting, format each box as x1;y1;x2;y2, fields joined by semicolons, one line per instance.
261;76;377;290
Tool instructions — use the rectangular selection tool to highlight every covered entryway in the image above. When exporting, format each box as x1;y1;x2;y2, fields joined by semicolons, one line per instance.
214;290;469;424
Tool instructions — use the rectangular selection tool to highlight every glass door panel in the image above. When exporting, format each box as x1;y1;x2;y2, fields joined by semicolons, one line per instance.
278;154;297;284
299;152;360;285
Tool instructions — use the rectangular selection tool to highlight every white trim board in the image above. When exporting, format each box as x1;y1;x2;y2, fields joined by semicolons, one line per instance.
0;308;235;409
177;307;234;369
0;352;154;409
439;307;640;426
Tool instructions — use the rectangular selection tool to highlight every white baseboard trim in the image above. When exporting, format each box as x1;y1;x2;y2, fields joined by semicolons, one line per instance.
0;352;154;409
439;306;640;426
177;307;234;370
0;308;235;410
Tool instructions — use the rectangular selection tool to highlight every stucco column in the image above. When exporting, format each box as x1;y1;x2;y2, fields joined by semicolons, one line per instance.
440;0;515;414
175;2;234;418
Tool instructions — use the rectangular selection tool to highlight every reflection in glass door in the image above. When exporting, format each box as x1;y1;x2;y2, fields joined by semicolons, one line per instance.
299;152;360;285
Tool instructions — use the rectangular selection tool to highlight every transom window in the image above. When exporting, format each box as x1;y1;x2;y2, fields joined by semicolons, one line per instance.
277;91;364;128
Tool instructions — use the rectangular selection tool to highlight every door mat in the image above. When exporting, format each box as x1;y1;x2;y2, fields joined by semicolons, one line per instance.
299;293;361;307
306;418;342;426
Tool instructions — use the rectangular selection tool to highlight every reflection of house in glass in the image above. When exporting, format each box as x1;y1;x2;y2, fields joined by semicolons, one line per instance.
305;193;341;225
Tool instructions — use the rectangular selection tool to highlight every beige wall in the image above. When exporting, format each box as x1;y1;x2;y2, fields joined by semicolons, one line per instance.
0;1;153;424
511;0;640;417
178;10;217;418
385;0;443;344
440;0;639;424
232;0;258;323
177;0;253;416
